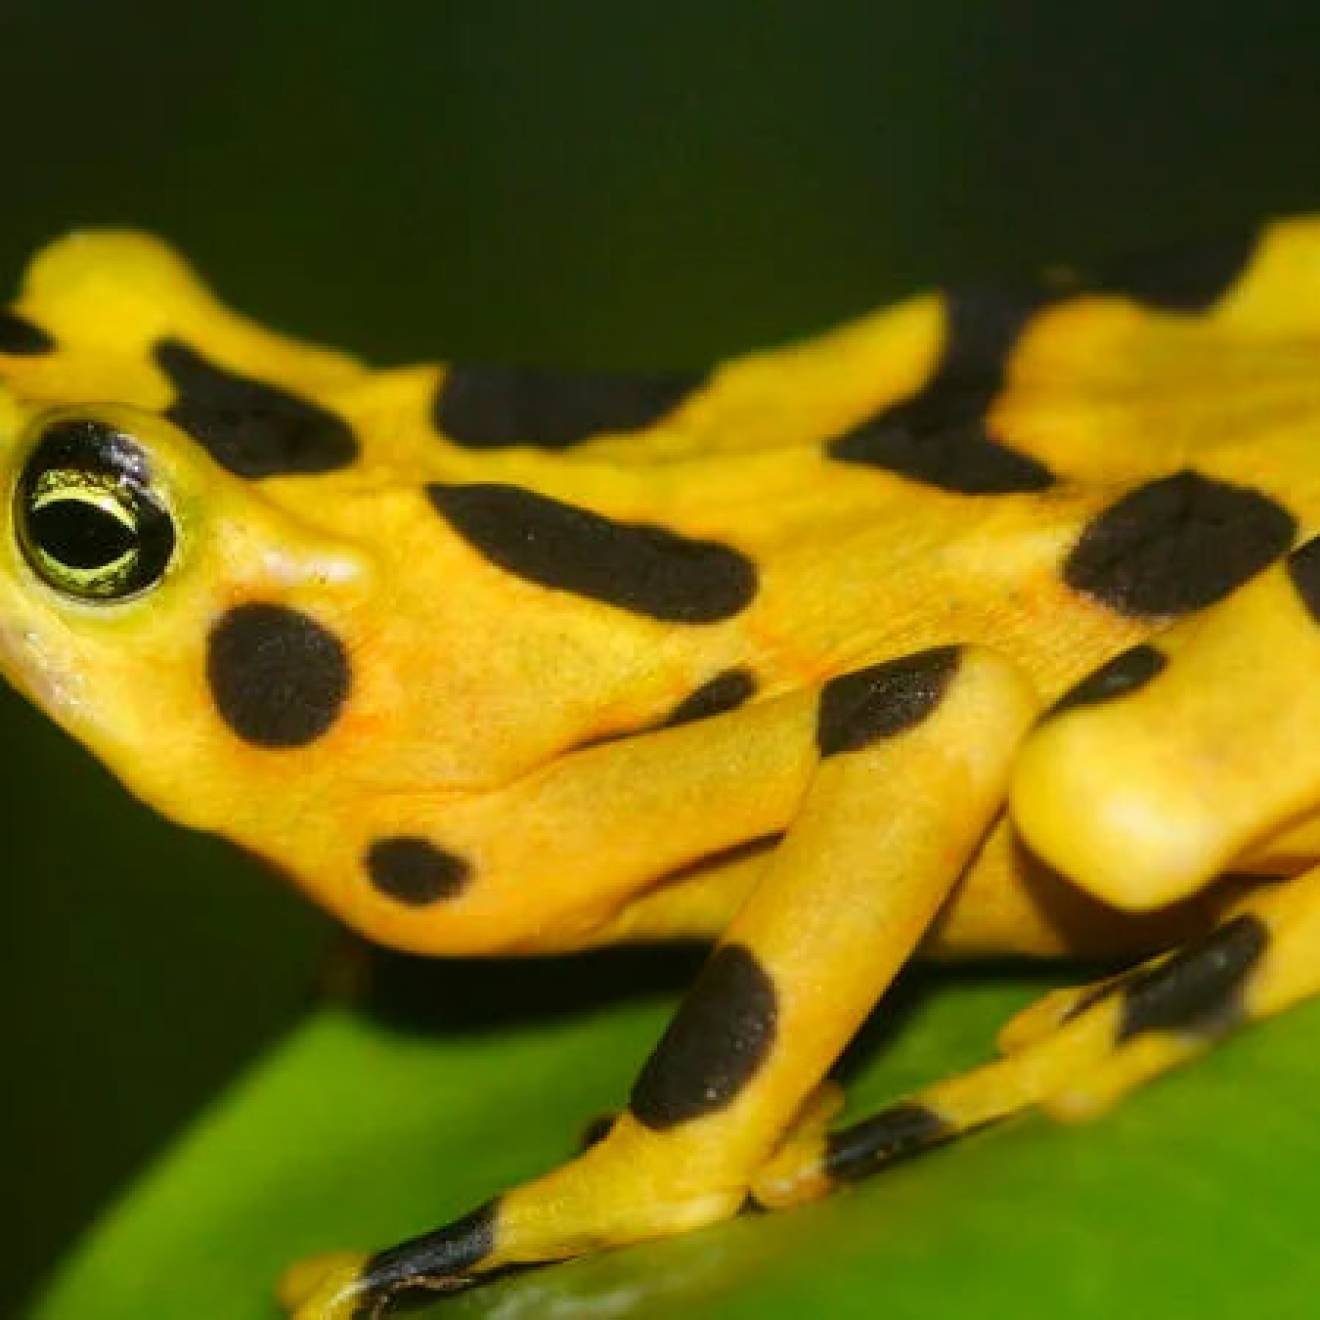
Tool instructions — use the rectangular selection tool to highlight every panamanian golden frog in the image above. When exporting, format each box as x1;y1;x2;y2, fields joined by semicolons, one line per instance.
6;222;1320;1316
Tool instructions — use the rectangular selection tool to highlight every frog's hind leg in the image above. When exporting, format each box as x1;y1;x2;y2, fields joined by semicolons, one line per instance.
753;868;1320;1208
283;645;1038;1318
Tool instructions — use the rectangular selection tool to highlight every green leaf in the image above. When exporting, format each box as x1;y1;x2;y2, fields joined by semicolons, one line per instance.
30;957;1320;1320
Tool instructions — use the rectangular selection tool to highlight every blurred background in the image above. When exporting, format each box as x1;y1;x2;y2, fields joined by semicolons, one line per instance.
5;1;1320;1312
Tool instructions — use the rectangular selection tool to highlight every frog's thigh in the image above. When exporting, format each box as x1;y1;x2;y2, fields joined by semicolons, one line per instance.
285;646;1035;1317
752;863;1320;1208
1013;538;1320;912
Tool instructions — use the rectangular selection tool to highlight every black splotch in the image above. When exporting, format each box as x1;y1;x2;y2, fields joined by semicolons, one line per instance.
434;362;704;450
355;1199;499;1311
366;837;472;906
1049;644;1167;717
207;603;350;747
156;338;358;478
1286;536;1320;623
1117;914;1268;1042
662;668;757;728
0;310;55;355
828;283;1056;495
1091;228;1260;313
631;943;778;1129
1064;472;1295;618
829;416;1054;494
824;1103;954;1184
817;646;961;758
427;483;757;623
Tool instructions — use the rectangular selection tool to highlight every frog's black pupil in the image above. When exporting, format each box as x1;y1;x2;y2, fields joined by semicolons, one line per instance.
29;499;136;570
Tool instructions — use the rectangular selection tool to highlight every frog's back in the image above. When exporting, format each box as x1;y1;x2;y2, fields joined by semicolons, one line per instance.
3;218;1320;762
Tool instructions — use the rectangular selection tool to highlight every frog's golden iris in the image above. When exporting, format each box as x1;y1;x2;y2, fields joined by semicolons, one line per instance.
3;222;1320;1316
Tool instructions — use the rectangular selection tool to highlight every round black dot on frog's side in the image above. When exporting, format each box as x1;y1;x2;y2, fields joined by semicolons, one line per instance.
426;482;757;623
206;603;350;747
365;837;472;906
0;310;55;355
630;943;778;1130
1048;644;1168;718
1286;536;1320;623
1063;472;1295;618
433;362;705;449
155;338;358;478
1090;227;1261;314
817;646;961;758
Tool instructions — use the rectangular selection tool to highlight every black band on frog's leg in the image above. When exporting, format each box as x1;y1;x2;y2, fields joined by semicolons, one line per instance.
350;1200;500;1316
822;1102;959;1185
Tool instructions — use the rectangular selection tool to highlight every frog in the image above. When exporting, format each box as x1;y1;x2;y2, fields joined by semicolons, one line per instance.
6;220;1320;1318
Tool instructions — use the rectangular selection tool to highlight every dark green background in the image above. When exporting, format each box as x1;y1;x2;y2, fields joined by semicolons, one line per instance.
5;2;1320;1313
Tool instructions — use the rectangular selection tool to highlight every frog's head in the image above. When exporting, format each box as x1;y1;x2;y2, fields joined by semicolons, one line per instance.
0;234;379;842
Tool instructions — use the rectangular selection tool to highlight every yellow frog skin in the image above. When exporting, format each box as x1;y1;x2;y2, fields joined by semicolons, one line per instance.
6;222;1320;1316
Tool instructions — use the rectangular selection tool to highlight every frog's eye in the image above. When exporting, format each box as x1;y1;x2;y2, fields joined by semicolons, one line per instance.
14;418;176;602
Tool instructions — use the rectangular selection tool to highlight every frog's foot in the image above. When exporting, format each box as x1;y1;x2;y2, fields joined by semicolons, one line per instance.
754;865;1320;1208
281;1206;496;1317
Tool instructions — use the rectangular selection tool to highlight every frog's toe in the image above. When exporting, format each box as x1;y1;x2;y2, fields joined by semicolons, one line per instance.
277;1251;370;1319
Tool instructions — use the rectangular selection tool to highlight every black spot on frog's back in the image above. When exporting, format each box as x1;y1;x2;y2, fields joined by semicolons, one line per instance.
156;339;358;477
426;483;756;623
0;310;55;355
1090;227;1261;313
434;362;704;449
1064;472;1295;618
828;284;1056;495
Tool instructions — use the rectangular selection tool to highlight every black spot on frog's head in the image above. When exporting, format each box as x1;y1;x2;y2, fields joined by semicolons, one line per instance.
155;339;358;478
206;602;350;747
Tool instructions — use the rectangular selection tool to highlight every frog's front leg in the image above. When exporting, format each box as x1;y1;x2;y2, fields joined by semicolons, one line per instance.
282;645;1036;1317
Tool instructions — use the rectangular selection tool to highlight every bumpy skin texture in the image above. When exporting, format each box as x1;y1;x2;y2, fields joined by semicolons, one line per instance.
7;223;1320;1314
